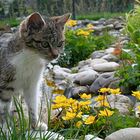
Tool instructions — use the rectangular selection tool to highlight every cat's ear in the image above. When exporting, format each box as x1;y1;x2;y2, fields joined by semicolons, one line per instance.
27;12;45;30
52;13;71;26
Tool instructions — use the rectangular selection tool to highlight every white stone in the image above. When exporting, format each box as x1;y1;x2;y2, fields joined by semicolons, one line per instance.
134;102;140;118
26;130;64;140
53;65;73;80
85;134;103;140
90;59;108;67
74;70;99;85
78;66;93;72
78;59;92;69
105;48;115;54
94;95;133;115
105;128;140;140
101;54;119;62
92;62;119;72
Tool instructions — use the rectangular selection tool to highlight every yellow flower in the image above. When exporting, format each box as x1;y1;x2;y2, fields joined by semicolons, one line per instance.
76;121;82;128
99;109;114;117
84;116;96;125
110;88;121;94
137;105;140;111
76;112;83;118
45;79;56;87
80;93;91;99
132;91;140;100
94;95;105;102
71;102;79;112
76;29;90;36
99;101;110;107
79;100;91;106
62;111;76;120
66;98;77;104
52;103;63;110
52;88;64;94
66;19;77;27
87;23;94;28
53;95;67;104
99;88;110;93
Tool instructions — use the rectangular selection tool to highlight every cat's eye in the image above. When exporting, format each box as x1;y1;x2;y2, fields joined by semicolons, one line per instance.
57;41;65;48
42;42;49;48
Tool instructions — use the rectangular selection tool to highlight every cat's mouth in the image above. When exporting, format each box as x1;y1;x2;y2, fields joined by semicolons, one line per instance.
41;51;59;60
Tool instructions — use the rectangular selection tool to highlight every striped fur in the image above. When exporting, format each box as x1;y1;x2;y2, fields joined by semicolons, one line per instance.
0;12;70;130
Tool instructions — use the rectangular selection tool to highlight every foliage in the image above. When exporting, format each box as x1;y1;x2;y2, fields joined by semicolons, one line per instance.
58;25;115;67
125;6;140;44
117;5;140;91
0;18;20;28
0;97;62;140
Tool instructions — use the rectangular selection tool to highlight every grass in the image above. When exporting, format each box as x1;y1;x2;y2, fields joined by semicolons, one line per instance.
0;97;62;140
77;12;125;20
0;12;125;29
0;18;20;28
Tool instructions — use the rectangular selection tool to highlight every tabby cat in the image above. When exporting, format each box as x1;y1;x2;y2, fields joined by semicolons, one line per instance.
0;12;70;130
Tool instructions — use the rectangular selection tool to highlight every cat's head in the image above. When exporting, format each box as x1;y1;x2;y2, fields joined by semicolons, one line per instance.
19;12;71;60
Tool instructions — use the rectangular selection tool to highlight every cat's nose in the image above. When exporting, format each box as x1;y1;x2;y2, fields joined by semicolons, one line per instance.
51;48;59;58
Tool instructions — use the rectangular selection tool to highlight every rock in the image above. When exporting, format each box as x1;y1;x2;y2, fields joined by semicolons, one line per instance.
101;54;119;62
53;65;73;80
104;18;116;25
114;20;123;30
61;67;71;73
98;18;106;24
108;79;120;89
92;62;119;72
78;66;93;72
90;59;108;68
91;50;106;59
90;72;117;93
85;134;103;140
90;20;100;25
105;48;115;54
93;94;133;115
107;94;133;105
110;102;130;115
66;86;89;98
105;24;114;30
108;79;130;94
105;128;140;140
109;30;121;37
26;130;64;140
93;25;105;32
119;36;130;42
134;102;140;118
74;70;99;86
78;59;92;69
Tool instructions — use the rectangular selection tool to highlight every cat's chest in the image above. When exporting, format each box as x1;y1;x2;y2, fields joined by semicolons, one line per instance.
10;50;47;89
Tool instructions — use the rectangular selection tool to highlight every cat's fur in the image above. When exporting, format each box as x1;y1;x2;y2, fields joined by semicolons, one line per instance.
0;12;70;130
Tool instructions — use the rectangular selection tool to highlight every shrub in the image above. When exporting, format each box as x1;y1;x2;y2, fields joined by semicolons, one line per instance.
117;5;140;91
58;28;115;67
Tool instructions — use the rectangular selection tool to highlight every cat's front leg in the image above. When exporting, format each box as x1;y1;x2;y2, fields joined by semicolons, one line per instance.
0;91;12;131
24;87;48;130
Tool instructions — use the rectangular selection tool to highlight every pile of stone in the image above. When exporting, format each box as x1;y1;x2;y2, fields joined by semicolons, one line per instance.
47;47;120;98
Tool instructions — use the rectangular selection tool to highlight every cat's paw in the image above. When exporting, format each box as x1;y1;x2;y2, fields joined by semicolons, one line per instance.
37;122;48;131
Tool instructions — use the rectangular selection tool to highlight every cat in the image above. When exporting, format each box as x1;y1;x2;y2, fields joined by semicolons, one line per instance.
0;12;70;130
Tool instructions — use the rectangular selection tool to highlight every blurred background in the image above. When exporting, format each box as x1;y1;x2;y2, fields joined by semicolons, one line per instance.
0;0;134;19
